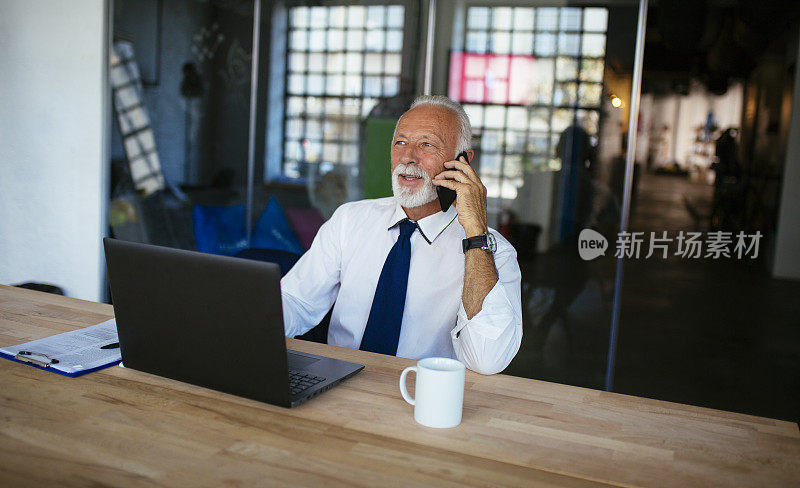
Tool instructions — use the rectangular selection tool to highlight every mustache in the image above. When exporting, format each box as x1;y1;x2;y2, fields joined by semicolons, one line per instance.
393;163;431;180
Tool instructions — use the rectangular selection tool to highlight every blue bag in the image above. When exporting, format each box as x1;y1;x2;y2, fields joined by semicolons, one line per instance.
251;197;304;255
192;204;248;256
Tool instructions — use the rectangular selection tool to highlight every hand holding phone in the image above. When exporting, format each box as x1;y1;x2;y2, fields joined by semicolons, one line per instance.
436;151;469;212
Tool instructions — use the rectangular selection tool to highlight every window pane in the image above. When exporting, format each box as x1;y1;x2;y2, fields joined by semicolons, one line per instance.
513;8;534;31
492;7;512;30
557;57;578;81
580;58;604;82
291;7;308;28
344;75;362;95
492;32;511;54
309;30;325;51
468;7;489;30
559;8;581;31
512;32;533;55
305;96;322;115
386;30;403;52
329;6;346;28
467;32;488;53
535;33;556;56
290;30;308;51
347;6;365;28
309;7;327;28
484;106;506;129
507;107;527;130
326;74;344;95
537;8;558;31
289;52;305;72
342;143;359;164
328;53;344;72
306;119;322;139
364;53;382;74
366;30;385;52
578;83;602;106
347;30;364;51
481;153;501;175
385;54;401;74
286;118;302;139
383;76;399;96
364;76;382;97
583;8;608;32
345;53;363;73
554;82;577;105
463;104;483;127
307;53;324;72
366;6;386;28
328;30;344;51
387;6;404;28
287;74;304;94
307;74;324;95
582;34;606;57
529;108;549;132
558;34;580;56
286;96;304;116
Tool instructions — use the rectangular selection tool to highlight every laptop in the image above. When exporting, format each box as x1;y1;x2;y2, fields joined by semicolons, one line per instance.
103;238;364;408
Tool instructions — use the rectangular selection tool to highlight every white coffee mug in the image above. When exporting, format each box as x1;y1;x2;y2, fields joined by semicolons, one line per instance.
399;357;465;428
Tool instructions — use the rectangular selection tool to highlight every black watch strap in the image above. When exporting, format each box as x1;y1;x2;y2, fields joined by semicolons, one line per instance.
462;232;496;253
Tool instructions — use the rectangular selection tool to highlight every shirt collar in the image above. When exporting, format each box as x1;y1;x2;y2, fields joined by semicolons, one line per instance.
388;200;459;244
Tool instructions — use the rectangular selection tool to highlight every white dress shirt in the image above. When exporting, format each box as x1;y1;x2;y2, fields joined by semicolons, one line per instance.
280;197;522;374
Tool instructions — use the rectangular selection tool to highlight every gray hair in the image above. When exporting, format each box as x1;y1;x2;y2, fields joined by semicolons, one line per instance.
398;95;472;156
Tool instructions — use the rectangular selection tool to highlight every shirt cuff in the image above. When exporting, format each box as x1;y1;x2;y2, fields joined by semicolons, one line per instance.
451;280;515;341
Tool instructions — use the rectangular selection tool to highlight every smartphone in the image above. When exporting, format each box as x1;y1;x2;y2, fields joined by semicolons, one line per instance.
436;151;469;212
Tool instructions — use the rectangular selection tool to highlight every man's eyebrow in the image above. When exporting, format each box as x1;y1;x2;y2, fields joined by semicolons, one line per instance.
394;131;446;146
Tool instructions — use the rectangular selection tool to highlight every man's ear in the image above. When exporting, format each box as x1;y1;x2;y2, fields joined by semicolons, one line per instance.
466;149;475;163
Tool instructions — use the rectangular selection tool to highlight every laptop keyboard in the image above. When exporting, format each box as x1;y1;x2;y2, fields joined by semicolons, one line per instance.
289;370;326;396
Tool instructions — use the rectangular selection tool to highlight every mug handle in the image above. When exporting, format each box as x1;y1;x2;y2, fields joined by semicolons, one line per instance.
399;366;417;405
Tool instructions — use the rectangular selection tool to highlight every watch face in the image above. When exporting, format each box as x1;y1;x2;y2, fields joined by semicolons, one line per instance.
486;232;497;252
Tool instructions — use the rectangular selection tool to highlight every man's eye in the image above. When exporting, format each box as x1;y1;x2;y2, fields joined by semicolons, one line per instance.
422;142;434;147
394;140;406;145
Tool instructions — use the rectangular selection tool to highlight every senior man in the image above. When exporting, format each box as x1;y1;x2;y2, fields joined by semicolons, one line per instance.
281;95;522;374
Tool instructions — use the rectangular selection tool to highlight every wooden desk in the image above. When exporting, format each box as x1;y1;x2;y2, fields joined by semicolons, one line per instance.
1;285;798;487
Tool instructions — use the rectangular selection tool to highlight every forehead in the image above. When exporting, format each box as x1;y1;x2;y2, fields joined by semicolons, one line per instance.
395;105;458;141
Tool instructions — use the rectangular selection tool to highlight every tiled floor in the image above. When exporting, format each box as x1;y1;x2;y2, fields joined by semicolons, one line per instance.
506;171;800;424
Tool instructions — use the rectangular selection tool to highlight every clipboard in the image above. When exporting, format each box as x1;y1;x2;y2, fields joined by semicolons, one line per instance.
0;318;122;377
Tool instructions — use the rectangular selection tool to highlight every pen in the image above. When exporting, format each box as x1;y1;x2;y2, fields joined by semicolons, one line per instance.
100;342;120;349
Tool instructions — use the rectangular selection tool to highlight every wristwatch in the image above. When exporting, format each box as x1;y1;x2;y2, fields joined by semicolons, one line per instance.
462;232;497;253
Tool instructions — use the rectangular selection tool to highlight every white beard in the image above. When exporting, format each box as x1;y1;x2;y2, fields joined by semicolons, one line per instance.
391;164;437;208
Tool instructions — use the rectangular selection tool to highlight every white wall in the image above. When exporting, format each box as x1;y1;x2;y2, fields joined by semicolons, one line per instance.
772;34;800;281
0;0;109;300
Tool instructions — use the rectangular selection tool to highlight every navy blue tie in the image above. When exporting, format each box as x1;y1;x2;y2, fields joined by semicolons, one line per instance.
359;219;417;355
